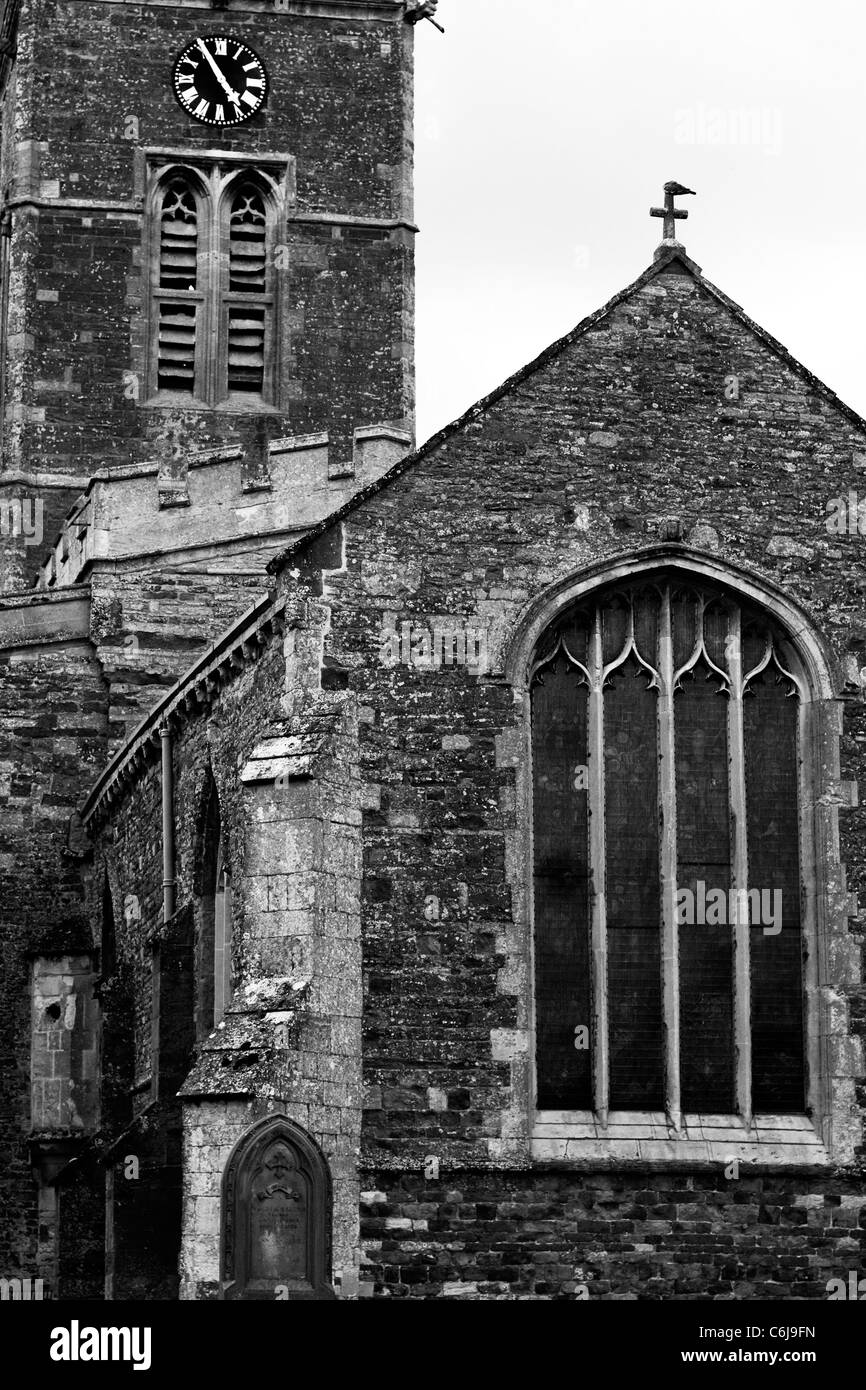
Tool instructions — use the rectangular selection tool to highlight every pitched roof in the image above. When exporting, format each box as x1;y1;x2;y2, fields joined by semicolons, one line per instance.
267;244;866;576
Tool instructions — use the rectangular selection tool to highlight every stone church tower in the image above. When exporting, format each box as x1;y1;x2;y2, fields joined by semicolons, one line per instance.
0;0;418;593
1;3;864;1304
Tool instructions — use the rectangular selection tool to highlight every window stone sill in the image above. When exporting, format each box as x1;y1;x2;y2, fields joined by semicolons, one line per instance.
533;1111;831;1167
140;397;282;415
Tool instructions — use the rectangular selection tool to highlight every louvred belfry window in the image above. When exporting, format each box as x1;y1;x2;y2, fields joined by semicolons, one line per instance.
229;187;267;292
531;577;806;1122
225;185;269;395
148;166;279;404
156;179;199;391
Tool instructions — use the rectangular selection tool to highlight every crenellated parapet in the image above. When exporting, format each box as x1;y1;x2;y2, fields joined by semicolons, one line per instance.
34;425;411;590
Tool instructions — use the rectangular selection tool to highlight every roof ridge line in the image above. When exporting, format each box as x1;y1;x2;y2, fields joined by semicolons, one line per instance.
265;247;866;578
266;253;677;575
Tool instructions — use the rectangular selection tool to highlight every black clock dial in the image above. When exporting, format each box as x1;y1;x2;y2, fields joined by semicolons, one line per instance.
173;36;268;126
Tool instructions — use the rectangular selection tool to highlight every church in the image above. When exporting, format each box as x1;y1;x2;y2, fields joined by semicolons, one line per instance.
0;0;863;1302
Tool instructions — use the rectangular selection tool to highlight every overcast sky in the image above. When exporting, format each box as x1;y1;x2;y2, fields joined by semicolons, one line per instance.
413;0;866;445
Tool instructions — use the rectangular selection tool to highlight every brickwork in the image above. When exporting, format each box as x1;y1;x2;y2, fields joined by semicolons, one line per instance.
90;568;269;749
360;1172;866;1300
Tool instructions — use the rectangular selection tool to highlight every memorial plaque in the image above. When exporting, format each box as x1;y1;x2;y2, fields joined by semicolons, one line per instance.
250;1143;308;1282
221;1117;335;1299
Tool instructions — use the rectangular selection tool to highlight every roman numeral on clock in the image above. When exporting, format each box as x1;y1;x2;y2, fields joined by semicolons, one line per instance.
214;38;228;55
181;87;199;105
241;91;257;107
192;98;210;118
215;105;225;122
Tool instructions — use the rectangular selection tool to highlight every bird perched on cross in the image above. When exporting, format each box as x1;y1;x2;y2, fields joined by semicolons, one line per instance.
650;181;696;241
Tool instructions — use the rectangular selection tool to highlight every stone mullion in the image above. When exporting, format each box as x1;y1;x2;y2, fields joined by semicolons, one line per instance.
203;167;222;405
727;607;752;1125
799;698;823;1128
658;586;681;1130
588;605;609;1126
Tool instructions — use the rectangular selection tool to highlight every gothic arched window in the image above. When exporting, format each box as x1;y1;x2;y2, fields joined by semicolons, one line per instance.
98;878;134;1131
198;778;233;1037
213;834;233;1028
147;163;280;404
531;575;806;1125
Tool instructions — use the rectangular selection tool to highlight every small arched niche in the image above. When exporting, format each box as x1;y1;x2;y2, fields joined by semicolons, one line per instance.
221;1116;336;1300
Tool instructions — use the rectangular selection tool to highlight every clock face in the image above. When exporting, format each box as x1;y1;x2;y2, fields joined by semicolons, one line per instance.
173;36;268;126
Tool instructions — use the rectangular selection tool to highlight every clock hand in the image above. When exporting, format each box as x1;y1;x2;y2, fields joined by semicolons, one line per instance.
196;39;241;104
195;38;242;106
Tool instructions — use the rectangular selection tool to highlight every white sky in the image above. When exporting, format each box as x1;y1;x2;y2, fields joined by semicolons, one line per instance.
413;0;866;445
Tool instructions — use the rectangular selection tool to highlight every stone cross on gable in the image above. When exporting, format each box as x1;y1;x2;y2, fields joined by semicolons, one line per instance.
650;181;696;242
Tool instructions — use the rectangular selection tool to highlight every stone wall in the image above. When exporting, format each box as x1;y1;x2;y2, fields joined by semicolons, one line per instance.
82;595;365;1297
0;564;276;1287
0;626;107;1285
